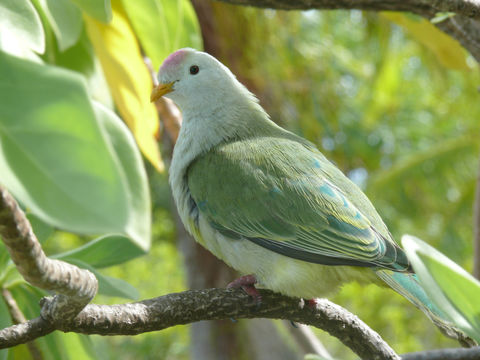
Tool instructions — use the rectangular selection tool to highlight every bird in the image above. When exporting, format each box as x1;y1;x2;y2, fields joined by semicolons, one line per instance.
151;48;469;343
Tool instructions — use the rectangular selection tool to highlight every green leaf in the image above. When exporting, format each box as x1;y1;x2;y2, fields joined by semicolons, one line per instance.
70;0;112;23
93;102;151;250
402;235;480;342
0;0;45;58
0;52;130;236
55;234;145;268
37;0;83;51
121;0;201;70
66;259;139;299
54;27;95;76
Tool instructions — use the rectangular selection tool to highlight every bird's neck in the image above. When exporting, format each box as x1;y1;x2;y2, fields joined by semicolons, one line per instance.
174;93;274;165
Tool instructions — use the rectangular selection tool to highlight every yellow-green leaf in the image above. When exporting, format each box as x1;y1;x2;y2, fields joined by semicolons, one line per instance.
381;12;469;70
84;0;164;172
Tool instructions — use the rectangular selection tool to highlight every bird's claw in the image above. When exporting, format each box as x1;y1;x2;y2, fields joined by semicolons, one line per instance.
227;274;262;306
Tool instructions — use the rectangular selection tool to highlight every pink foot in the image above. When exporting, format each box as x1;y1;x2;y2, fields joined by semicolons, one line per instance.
227;274;262;304
307;299;318;308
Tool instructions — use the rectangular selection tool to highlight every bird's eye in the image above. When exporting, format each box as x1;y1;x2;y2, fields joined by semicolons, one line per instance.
189;65;199;75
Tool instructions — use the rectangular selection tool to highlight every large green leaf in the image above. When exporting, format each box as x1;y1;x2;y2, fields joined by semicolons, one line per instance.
121;0;201;70
54;235;145;268
0;0;44;58
66;259;139;299
70;0;112;23
0;52;129;236
93;101;151;250
37;0;83;51
402;235;480;342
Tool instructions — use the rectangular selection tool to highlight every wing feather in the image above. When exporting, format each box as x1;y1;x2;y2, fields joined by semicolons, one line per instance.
187;136;410;271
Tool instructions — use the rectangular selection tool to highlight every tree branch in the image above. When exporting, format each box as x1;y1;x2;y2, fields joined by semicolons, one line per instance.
0;186;98;322
0;288;400;360
214;0;480;17
402;346;480;360
215;0;480;63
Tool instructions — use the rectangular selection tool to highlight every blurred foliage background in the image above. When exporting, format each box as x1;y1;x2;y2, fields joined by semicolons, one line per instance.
1;0;479;359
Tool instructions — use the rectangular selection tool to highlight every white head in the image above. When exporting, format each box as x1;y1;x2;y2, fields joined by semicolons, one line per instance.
151;48;262;119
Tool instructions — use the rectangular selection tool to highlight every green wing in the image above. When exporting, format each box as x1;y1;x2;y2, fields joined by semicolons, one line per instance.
187;136;410;271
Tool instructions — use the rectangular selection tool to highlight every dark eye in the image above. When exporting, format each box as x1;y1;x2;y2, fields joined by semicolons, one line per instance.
189;65;199;75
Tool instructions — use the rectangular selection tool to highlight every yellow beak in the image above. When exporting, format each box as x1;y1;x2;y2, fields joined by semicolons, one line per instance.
150;82;175;102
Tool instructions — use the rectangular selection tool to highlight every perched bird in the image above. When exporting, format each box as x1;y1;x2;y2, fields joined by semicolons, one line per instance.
151;48;467;343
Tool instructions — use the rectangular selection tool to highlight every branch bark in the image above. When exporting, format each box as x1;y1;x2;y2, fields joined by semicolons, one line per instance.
0;186;98;322
402;346;480;360
0;288;400;360
215;0;480;63
214;0;480;17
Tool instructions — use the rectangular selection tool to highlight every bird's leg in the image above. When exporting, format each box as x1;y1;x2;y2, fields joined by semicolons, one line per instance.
306;298;318;308
227;274;261;303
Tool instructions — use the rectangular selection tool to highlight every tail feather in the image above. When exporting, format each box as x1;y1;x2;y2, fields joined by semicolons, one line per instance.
375;269;476;347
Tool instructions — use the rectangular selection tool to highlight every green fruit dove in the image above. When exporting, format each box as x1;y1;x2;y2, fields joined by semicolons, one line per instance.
151;48;472;345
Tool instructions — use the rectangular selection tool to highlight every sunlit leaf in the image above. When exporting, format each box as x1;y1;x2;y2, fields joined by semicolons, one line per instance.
0;52;129;235
0;0;44;59
55;234;145;268
381;12;468;70
402;235;480;342
67;259;139;299
121;0;201;70
84;0;164;172
70;0;112;23
37;0;83;51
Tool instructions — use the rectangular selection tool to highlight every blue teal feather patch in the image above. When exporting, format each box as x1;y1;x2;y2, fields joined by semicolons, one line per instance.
319;183;336;197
